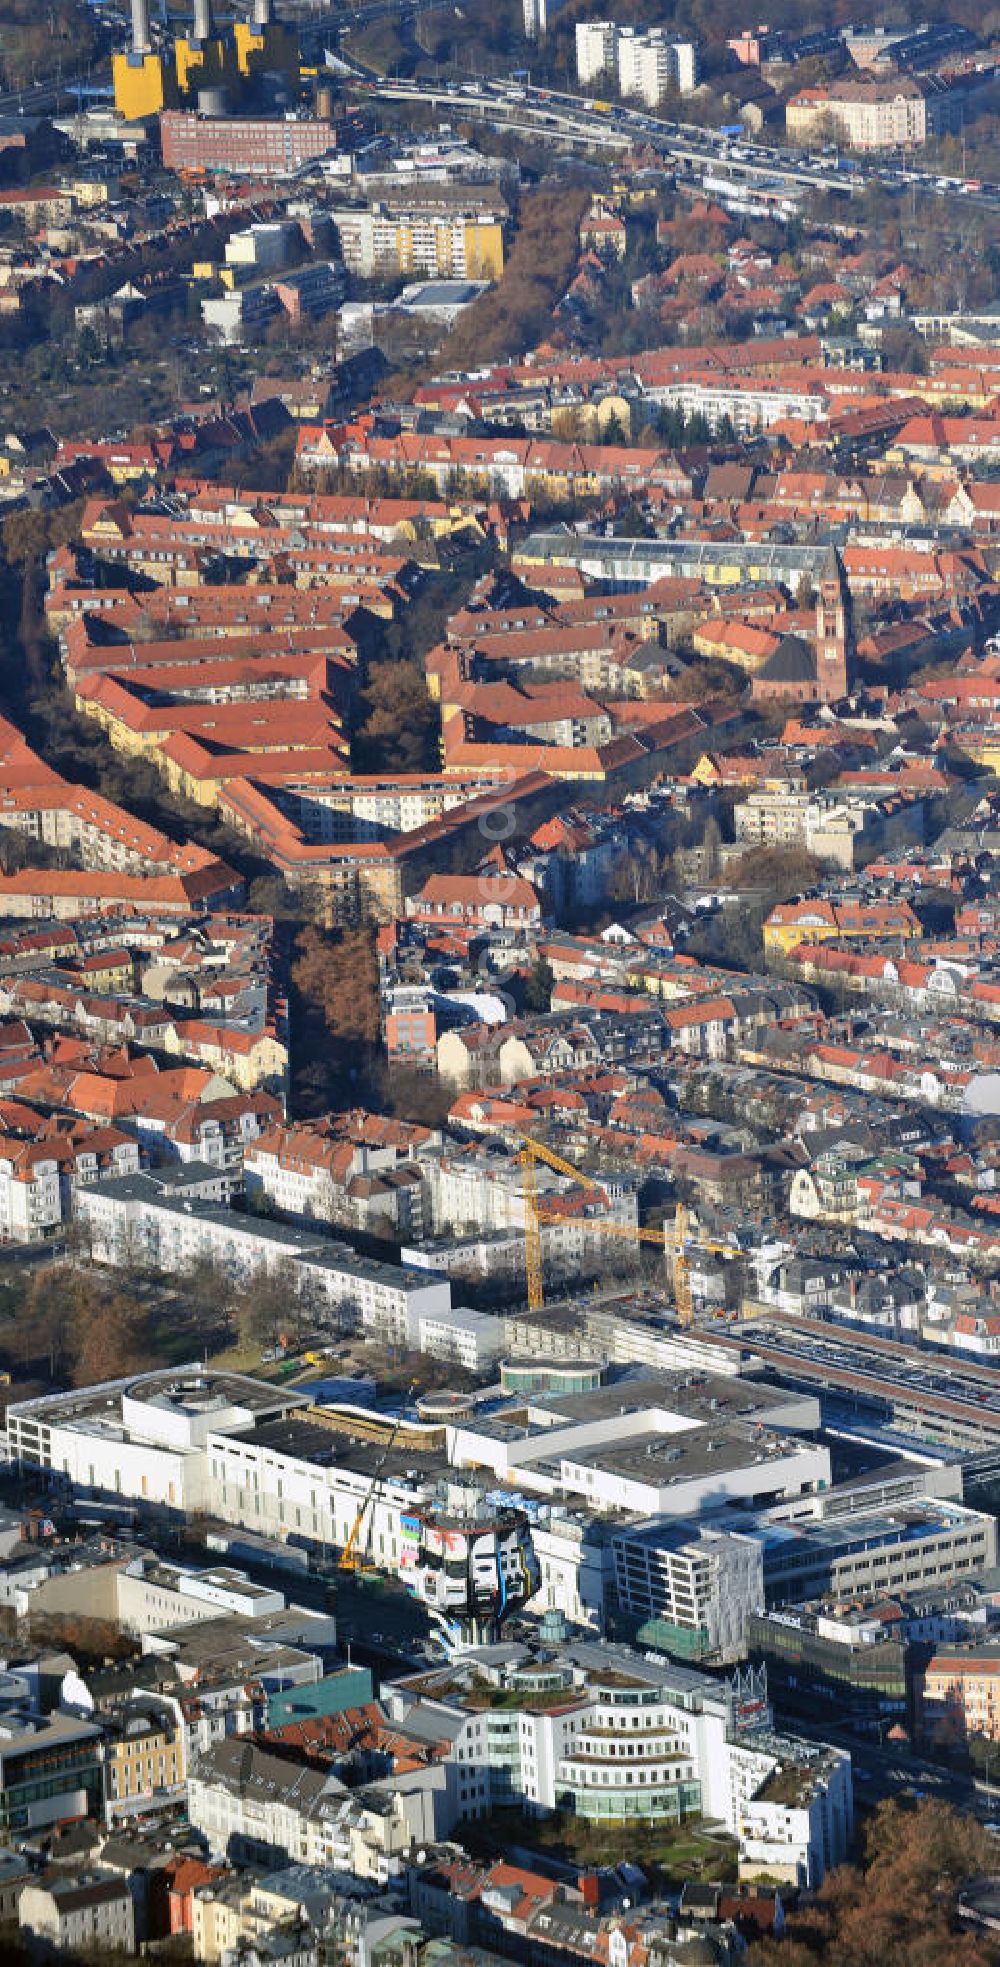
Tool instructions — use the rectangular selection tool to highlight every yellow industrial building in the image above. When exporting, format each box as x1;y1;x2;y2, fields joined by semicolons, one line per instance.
113;0;299;123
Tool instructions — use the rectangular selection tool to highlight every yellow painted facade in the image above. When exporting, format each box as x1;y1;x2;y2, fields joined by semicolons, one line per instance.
105;1709;185;1808
623;965;698;1002
160;752;228;807
957;736;1000;776
193;1888;245;1967
233;19;299;81
161;1024;288;1091
763;913;839;957
551;395;633;441
76;955;134;990
115;14;298;120
111;51;178;120
173;33;240;99
74;689;151;759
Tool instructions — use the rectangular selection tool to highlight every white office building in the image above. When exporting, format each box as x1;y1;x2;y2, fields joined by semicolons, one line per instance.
444;1374;830;1515
5;1367;294;1517
612;1520;765;1662
5;1367;436;1573
383;1641;852;1885
415;1305;503;1372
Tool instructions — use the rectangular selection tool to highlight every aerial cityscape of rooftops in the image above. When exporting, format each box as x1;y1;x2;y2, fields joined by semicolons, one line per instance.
9;0;1000;1963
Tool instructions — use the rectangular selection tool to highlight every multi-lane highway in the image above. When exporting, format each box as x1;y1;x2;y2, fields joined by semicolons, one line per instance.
8;2;999;226
0;74;95;117
354;71;849;186
344;65;1000;217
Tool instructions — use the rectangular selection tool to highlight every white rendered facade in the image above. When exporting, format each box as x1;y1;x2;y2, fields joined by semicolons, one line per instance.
383;1645;852;1884
575;20;617;83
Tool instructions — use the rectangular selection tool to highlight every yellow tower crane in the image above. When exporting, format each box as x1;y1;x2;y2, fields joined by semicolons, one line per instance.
518;1136;668;1316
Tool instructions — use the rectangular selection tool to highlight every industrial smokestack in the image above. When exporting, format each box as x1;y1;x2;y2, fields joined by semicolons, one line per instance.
192;0;215;40
252;0;274;25
130;0;152;54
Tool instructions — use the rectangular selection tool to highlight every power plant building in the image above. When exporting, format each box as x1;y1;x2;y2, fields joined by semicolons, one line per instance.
114;0;300;125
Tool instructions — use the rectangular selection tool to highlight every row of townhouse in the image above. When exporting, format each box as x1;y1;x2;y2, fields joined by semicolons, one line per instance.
243;1118;430;1241
0;782;228;884
436;1007;671;1089
429;619;686;703
78;494;426;583
67;638;336;705
73;672;349;774
437;983;811;1089
44;558;379;647
795;1037;976;1112
763;896;923;956
168;476;490;544
783;939;984;1014
0;976;288;1095
305;426;686;503
188;1734;443;1887
0;864;244;922
78;501;422;607
227;770;501;848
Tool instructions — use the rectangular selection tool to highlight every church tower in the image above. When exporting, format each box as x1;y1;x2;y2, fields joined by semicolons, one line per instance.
815;553;851;703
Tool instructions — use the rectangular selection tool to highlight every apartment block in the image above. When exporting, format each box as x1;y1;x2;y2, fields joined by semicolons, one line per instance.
575;22;700;99
103;1695;187;1818
786;76;960;150
0;1127;140;1244
72;1166;452;1344
330;205;504;281
575;20;617;83
921;1645;1000;1745
616;28;700;105
734;784;923;871
201;282;282;345
19;1875;135;1957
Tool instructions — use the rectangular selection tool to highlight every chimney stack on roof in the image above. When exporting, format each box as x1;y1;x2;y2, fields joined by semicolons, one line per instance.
130;0;152;54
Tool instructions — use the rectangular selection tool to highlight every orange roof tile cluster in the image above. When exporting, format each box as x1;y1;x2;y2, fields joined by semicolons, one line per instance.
0;710;234;899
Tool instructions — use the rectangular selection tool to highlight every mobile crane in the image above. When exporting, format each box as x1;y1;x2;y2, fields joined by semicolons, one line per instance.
338;1381;418;1573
